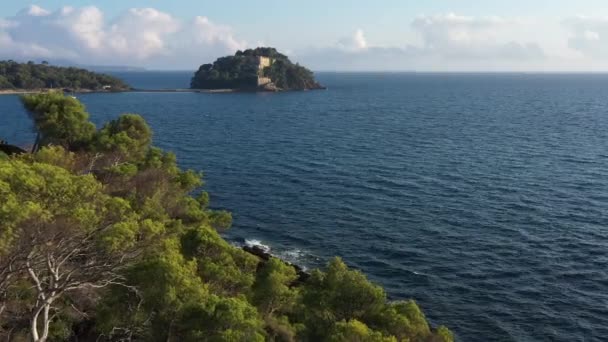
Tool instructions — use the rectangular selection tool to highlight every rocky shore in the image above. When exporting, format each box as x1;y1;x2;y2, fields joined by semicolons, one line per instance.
242;244;311;285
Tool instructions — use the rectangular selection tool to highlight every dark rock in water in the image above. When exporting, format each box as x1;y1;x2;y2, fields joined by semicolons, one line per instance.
242;245;310;284
291;263;310;283
0;143;26;155
243;245;271;261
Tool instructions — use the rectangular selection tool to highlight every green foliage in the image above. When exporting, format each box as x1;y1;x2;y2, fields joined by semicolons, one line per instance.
176;296;265;342
191;47;321;90
0;159;103;253
299;257;386;339
21;92;96;150
263;315;300;342
305;257;386;320
293;258;452;341
97;238;265;342
328;320;397;342
252;258;299;317
191;57;259;89
265;59;319;90
27;145;76;170
368;300;433;342
209;210;233;231
436;326;455;342
95;238;209;340
181;225;258;296
236;47;289;60
95;113;152;161
0;75;13;88
0;60;129;90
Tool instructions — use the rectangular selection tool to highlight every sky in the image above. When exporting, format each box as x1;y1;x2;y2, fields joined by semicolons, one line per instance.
2;1;608;71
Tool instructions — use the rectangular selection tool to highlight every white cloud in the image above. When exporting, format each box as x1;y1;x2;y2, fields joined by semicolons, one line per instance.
0;5;247;68
410;13;544;60
563;16;608;58
24;5;50;17
190;16;244;52
296;15;546;71
337;29;368;51
107;8;180;59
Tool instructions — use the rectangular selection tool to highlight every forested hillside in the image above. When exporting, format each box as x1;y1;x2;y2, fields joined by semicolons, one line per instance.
0;61;129;91
0;92;452;342
191;47;322;91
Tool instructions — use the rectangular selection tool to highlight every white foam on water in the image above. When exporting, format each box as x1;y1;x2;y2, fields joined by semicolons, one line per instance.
276;248;309;271
241;239;311;271
244;239;271;253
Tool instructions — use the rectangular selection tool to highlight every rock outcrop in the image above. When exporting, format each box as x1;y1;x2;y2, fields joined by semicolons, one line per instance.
243;245;311;285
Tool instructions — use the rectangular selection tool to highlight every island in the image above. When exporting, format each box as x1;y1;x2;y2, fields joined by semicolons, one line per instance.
191;47;324;91
0;60;130;94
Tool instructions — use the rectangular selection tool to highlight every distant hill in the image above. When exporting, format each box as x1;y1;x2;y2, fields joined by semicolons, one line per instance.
0;60;131;91
0;57;147;72
191;47;323;91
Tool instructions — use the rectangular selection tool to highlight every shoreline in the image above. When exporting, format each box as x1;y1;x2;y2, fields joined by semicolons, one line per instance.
242;244;310;284
0;88;129;96
0;87;326;96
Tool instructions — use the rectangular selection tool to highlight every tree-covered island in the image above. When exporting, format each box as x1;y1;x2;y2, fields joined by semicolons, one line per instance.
0;61;130;92
191;48;324;91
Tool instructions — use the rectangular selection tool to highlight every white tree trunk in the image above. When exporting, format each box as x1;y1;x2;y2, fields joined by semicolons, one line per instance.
30;306;41;342
30;300;52;342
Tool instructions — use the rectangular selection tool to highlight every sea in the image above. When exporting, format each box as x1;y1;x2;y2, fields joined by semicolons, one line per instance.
2;72;608;342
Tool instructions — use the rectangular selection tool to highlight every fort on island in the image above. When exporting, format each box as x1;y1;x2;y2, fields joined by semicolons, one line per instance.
257;56;273;87
190;47;324;91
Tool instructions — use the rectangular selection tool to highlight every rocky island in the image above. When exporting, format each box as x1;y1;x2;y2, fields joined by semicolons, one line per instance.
191;47;324;92
0;60;130;94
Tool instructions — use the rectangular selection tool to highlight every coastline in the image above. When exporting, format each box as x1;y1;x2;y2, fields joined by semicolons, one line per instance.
0;88;128;96
242;244;310;284
0;87;325;96
131;88;236;93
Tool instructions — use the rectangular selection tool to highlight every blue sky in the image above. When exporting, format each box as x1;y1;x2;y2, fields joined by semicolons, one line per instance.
2;1;608;70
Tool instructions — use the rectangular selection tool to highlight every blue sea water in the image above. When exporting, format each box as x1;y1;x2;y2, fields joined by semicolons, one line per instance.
2;72;608;341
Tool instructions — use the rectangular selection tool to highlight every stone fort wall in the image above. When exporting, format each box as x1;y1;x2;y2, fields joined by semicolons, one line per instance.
258;56;272;69
257;56;273;86
257;77;272;86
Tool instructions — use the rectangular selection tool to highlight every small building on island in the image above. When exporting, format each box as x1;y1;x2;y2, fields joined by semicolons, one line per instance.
190;47;323;91
256;56;273;87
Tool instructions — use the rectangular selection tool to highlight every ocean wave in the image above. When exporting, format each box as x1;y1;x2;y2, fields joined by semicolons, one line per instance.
244;239;271;253
240;238;313;271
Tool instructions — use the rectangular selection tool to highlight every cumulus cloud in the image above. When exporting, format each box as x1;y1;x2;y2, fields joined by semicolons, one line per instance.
563;16;608;58
105;8;180;59
296;14;545;71
337;29;368;51
410;13;544;60
24;5;50;17
292;29;419;70
189;16;244;52
0;5;247;68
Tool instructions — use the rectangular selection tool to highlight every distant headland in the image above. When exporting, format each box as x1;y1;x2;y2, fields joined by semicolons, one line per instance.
191;47;325;92
0;60;130;94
